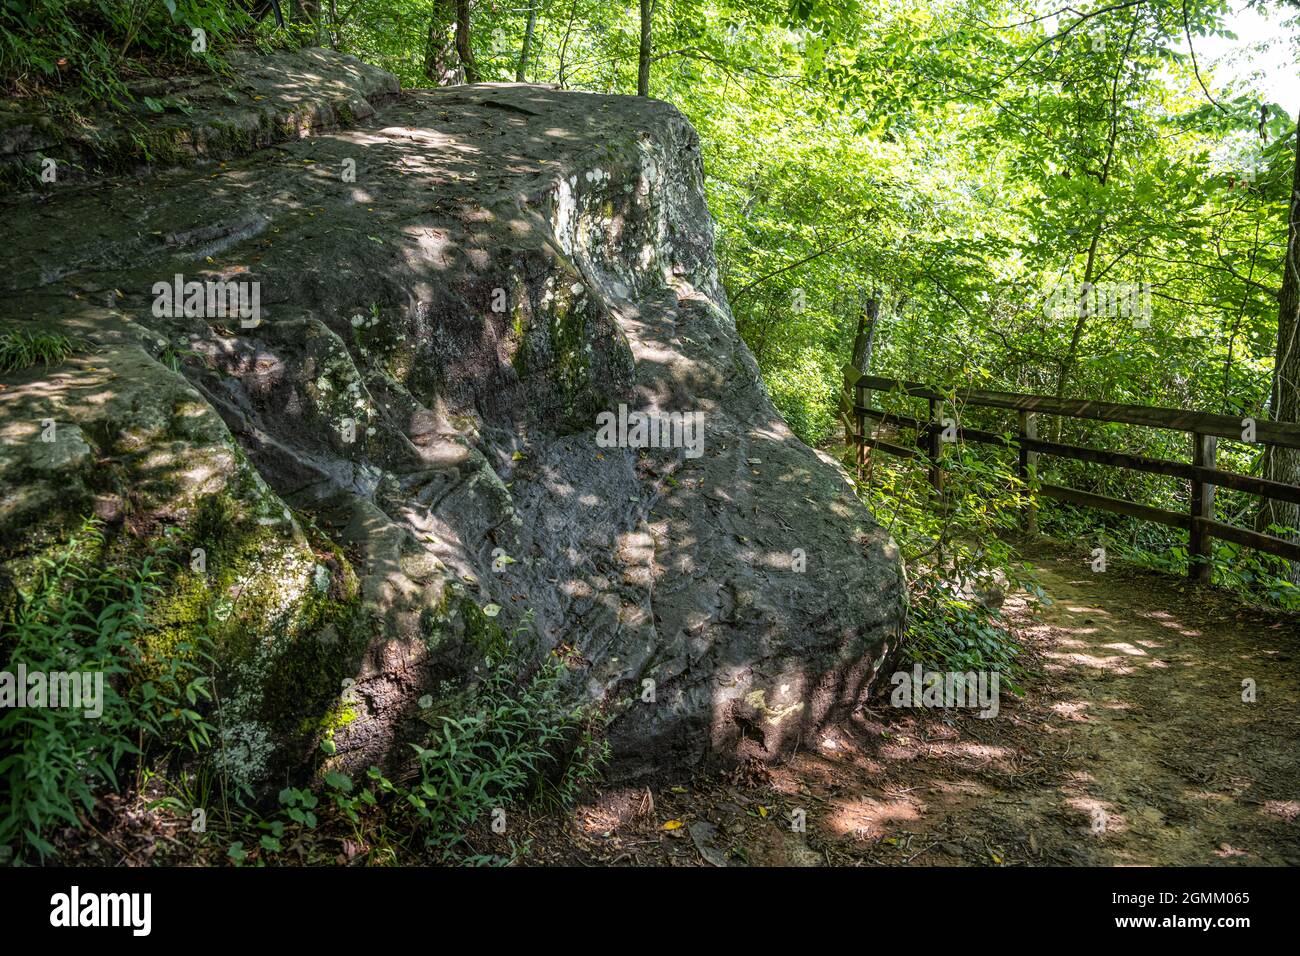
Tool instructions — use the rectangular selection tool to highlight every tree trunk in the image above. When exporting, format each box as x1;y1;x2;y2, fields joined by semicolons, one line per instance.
1260;109;1300;581
851;295;879;375
851;294;880;413
1055;229;1101;400
1052;23;1132;431
456;0;480;83
637;0;652;96
1052;228;1102;441
516;3;538;82
299;0;321;44
558;0;578;87
424;0;460;85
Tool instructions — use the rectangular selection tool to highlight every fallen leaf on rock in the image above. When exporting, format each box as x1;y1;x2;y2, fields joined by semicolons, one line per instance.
689;821;728;867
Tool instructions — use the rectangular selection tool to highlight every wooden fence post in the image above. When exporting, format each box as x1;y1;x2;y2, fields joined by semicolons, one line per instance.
838;372;1300;568
927;398;944;496
855;380;867;473
849;299;878;475
841;366;857;448
1189;431;1217;584
1018;410;1038;535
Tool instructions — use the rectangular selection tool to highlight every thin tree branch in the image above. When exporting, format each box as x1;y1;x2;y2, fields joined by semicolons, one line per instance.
1182;0;1228;114
730;226;874;303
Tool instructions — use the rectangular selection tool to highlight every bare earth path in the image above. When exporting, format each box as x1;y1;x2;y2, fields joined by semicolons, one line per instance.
521;539;1300;866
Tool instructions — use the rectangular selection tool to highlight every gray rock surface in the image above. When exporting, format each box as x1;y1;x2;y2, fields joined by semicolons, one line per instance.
0;51;905;786
1;48;398;190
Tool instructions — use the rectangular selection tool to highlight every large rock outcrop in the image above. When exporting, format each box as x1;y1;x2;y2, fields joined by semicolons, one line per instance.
0;50;905;788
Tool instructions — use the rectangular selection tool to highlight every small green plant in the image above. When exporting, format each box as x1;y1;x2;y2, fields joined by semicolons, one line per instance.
404;650;609;861
0;327;79;373
0;519;214;861
903;580;1026;694
0;1;249;106
159;341;201;373
852;427;1035;690
211;611;609;867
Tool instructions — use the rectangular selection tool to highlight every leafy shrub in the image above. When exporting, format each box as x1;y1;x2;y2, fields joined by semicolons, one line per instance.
1117;524;1300;612
854;435;1035;688
903;582;1026;695
764;346;838;447
264;674;602;866
214;613;609;866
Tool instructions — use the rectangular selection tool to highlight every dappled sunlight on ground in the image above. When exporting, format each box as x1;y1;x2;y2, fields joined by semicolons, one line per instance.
511;538;1300;866
827;795;925;837
1043;649;1140;674
1098;642;1150;656
1261;800;1300;822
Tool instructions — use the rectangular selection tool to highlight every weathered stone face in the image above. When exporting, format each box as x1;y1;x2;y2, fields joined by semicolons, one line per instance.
0;52;904;787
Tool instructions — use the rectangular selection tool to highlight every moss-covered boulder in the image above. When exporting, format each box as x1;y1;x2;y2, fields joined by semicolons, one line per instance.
0;338;365;790
1;52;904;789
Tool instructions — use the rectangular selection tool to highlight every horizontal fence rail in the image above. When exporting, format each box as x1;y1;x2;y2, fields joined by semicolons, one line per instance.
839;365;1300;579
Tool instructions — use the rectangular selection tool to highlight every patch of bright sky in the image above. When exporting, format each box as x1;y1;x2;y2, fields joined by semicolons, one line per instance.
1035;2;1298;114
1185;1;1300;114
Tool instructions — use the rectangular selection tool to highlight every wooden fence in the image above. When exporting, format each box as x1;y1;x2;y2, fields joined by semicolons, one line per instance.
839;365;1300;582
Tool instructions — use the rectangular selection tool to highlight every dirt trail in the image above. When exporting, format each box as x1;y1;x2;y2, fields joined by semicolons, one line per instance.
521;540;1300;866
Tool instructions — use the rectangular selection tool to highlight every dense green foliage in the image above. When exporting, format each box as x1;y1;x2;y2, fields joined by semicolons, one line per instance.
0;1;246;104
856;428;1038;685
0;521;606;864
221;648;608;866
